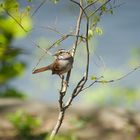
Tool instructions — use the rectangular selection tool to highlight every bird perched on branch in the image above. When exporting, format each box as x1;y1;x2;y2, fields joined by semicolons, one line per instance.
32;49;73;76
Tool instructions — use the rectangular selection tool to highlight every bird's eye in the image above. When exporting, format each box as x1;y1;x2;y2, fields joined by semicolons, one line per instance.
60;51;62;53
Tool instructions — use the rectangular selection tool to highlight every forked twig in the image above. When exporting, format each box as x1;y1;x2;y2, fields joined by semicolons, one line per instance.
49;0;138;139
89;0;112;18
3;1;140;140
82;65;140;91
49;0;102;139
49;0;84;139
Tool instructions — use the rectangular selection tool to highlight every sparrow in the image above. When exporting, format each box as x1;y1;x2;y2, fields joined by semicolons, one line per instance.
32;49;73;76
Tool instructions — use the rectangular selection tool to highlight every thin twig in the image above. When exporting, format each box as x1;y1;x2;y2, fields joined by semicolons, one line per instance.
84;0;99;10
35;25;65;36
4;8;28;33
50;2;125;137
64;0;84;90
82;76;103;91
64;76;85;109
49;1;84;139
31;0;48;17
97;65;140;83
32;53;46;72
105;2;125;12
89;0;112;18
49;110;65;140
82;65;140;91
63;13;90;111
49;76;65;139
69;0;90;93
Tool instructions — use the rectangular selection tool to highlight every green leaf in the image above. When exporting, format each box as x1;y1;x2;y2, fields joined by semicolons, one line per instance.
87;0;94;4
26;6;31;12
0;3;4;13
27;0;32;2
55;40;61;46
0;34;7;45
0;15;32;38
95;27;103;35
101;5;107;12
93;15;100;23
7;110;41;137
98;0;106;3
0;3;4;8
51;0;60;4
100;80;108;84
4;0;19;13
91;75;97;80
88;29;94;39
109;9;113;15
0;88;26;99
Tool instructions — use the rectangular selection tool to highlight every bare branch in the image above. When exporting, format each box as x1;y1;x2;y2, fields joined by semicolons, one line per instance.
82;76;103;91
89;0;112;18
70;0;88;19
3;8;28;33
49;1;84;139
97;65;140;83
32;53;46;72
105;2;125;12
63;0;90;110
31;0;48;17
84;0;100;10
82;65;140;91
60;0;84;93
35;25;65;36
64;76;85;109
45;34;85;52
49;110;65;140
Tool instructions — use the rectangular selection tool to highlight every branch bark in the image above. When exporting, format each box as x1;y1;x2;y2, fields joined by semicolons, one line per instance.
49;110;65;140
49;0;113;139
49;1;84;139
3;1;140;139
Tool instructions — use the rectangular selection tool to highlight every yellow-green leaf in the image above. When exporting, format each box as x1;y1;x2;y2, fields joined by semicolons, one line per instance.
100;80;108;84
95;27;103;35
88;29;94;39
91;75;97;80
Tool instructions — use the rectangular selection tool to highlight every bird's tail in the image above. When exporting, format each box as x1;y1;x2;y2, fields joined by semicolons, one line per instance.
32;65;52;74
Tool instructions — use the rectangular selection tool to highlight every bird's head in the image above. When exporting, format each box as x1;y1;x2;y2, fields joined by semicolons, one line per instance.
53;49;67;57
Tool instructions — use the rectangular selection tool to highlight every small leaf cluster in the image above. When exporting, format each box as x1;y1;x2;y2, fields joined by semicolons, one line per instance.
7;110;41;138
0;0;32;98
51;0;60;4
0;0;32;36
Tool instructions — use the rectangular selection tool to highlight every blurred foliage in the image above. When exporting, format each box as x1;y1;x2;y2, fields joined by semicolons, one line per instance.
84;69;140;108
7;110;77;140
0;0;32;98
136;136;140;140
129;47;140;67
51;0;60;4
45;134;77;140
7;110;41;139
69;117;89;129
0;87;26;98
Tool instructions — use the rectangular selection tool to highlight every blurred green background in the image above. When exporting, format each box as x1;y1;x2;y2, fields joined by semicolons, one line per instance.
0;0;140;140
